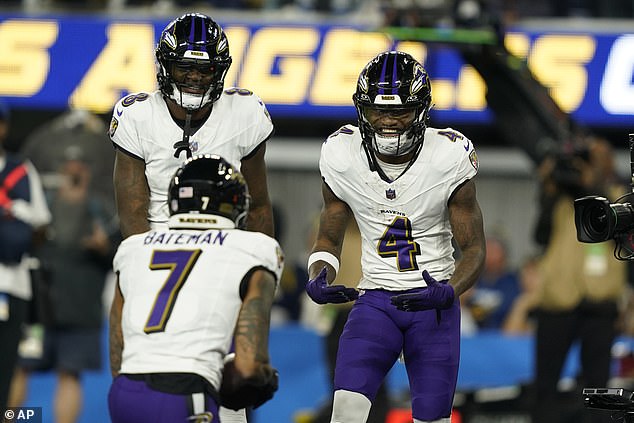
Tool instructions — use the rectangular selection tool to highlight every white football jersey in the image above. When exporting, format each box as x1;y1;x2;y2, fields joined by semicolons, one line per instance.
108;89;273;228
320;125;479;291
113;226;284;390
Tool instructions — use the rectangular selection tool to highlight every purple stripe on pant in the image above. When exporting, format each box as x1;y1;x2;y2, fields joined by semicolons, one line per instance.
334;289;460;421
108;375;219;423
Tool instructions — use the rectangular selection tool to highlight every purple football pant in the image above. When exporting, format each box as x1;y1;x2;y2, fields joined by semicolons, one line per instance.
334;289;460;421
108;375;220;423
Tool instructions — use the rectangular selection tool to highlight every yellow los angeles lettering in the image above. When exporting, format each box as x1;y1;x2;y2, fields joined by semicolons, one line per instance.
528;34;596;112
223;26;250;88
239;27;319;103
0;20;58;96
455;66;486;110
311;29;390;105
70;23;156;113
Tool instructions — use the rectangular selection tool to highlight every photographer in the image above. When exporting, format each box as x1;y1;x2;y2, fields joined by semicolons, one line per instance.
532;137;628;423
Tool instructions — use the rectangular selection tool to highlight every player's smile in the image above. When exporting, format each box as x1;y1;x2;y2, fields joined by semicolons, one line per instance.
365;108;415;136
180;84;206;95
172;64;214;95
180;76;211;95
375;127;401;137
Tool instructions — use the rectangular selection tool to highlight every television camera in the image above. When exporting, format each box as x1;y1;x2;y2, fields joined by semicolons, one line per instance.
574;134;634;260
583;388;634;421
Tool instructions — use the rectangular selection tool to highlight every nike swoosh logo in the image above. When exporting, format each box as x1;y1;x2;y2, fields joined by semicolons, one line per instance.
463;140;470;152
116;108;123;117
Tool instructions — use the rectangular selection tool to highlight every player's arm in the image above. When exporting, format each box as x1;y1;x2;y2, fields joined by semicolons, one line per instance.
221;268;278;410
308;181;353;283
241;144;274;237
113;149;150;238
233;268;276;376
447;179;486;296
109;274;124;378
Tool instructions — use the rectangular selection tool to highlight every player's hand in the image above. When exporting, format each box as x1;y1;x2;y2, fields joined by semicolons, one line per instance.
305;267;359;304
220;359;279;411
390;270;454;312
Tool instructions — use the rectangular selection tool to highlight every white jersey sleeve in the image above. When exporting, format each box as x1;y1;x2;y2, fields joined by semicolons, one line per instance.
108;89;274;226
113;228;283;390
109;92;156;160
221;87;274;158
319;126;479;291
430;127;478;196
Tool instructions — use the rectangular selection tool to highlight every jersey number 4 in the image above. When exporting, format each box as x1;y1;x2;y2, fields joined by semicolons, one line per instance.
144;249;202;334
377;216;421;271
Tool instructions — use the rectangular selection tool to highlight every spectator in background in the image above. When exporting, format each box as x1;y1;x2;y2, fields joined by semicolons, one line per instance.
20;109;116;216
532;137;627;423
0;100;51;412
9;144;117;423
489;0;634;21
380;0;454;28
502;254;542;335
466;235;521;330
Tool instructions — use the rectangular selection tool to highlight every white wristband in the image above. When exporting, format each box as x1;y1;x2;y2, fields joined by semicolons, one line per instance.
307;251;340;274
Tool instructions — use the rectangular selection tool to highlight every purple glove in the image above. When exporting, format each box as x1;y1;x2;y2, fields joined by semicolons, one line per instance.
390;270;455;312
305;267;359;305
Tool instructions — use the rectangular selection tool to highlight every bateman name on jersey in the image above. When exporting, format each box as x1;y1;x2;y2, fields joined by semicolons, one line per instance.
143;230;229;246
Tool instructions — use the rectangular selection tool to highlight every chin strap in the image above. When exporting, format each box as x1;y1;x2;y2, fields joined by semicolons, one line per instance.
397;139;424;178
173;111;193;159
362;142;392;183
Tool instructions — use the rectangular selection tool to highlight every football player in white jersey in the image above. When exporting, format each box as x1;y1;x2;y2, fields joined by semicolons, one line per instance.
304;51;486;423
109;13;274;239
108;155;283;423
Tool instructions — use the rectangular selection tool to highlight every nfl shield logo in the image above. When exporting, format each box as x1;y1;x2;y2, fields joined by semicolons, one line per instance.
386;189;396;200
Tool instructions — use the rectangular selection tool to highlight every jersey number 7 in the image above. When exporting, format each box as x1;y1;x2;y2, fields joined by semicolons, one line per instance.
144;249;202;334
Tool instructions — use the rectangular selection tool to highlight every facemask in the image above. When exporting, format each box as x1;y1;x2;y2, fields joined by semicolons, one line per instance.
169;83;213;110
372;131;417;157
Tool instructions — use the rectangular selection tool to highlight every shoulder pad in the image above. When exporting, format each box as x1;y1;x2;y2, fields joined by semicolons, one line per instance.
223;87;256;97
429;127;474;151
426;127;479;174
113;92;154;120
245;232;284;280
219;89;269;117
117;92;152;109
321;126;359;173
326;125;355;140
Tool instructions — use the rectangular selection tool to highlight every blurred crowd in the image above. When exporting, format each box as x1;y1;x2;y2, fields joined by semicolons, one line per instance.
1;0;364;13
2;0;634;20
